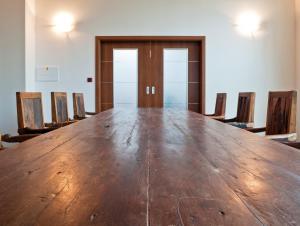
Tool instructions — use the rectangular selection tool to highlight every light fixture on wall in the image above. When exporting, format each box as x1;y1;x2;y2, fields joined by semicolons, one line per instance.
53;12;75;33
236;11;261;37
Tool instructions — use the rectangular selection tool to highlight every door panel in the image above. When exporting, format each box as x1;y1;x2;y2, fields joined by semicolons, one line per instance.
113;49;138;108
151;41;202;111
149;42;164;108
163;49;188;109
137;43;152;108
100;41;151;109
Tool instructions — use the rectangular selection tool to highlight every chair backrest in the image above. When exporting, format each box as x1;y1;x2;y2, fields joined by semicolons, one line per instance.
73;93;86;118
236;92;255;123
51;92;69;123
214;93;227;117
265;91;297;136
0;134;4;150
16;92;45;129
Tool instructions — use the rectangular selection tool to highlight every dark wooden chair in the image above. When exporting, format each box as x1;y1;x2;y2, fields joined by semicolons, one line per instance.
247;91;297;141
218;92;256;128
0;134;4;150
73;93;97;120
51;92;75;126
205;93;227;120
1;131;39;149
16;92;60;135
1;134;39;143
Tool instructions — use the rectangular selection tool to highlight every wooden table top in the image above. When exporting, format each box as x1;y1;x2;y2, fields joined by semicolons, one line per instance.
0;109;299;226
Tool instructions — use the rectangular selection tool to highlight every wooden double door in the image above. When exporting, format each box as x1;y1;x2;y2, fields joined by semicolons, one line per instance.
96;37;205;113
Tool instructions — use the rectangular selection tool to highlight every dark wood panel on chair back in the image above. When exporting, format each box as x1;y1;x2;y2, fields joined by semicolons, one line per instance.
0;134;3;150
214;93;227;117
73;93;86;118
16;92;45;129
51;92;69;123
266;91;297;136
236;92;255;123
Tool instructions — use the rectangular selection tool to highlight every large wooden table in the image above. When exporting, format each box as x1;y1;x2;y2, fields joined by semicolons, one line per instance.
0;109;299;226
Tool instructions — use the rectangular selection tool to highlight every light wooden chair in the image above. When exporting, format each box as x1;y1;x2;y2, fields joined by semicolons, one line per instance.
218;92;256;128
205;93;227;120
247;91;297;141
51;92;75;126
73;93;97;120
16;92;60;135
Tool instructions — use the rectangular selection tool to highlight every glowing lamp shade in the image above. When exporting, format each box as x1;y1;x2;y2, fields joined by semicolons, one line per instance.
236;11;261;36
53;12;74;33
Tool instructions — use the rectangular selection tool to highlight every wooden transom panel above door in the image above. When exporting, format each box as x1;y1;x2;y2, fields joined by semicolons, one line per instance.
95;36;206;113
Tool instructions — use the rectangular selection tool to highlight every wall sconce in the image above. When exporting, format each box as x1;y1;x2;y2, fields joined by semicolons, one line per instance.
53;12;75;33
236;11;261;37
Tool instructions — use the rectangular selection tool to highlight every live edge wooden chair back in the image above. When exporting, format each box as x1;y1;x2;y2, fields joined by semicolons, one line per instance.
236;92;256;124
51;92;70;124
248;91;297;141
0;134;4;150
266;91;297;136
16;92;58;135
215;93;227;117
218;92;255;128
205;93;227;120
73;93;97;120
73;93;86;119
17;92;45;130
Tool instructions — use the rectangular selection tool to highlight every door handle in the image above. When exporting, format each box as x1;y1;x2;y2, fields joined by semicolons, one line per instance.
146;86;150;95
151;86;155;95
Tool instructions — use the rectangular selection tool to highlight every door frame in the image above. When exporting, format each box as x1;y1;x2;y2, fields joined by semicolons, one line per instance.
95;36;206;113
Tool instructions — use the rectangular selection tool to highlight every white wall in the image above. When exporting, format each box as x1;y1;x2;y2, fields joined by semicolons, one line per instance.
296;0;300;133
0;0;26;134
25;0;36;91
35;0;296;127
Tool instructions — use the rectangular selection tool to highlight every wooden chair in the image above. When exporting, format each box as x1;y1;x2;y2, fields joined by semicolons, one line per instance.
218;92;255;128
1;132;39;150
1;134;39;143
73;93;97;120
205;93;227;120
16;92;60;135
51;92;75;126
247;91;297;141
0;134;4;150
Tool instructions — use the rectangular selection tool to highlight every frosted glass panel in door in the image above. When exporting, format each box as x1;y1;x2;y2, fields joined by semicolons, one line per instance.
164;49;188;109
113;49;138;108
